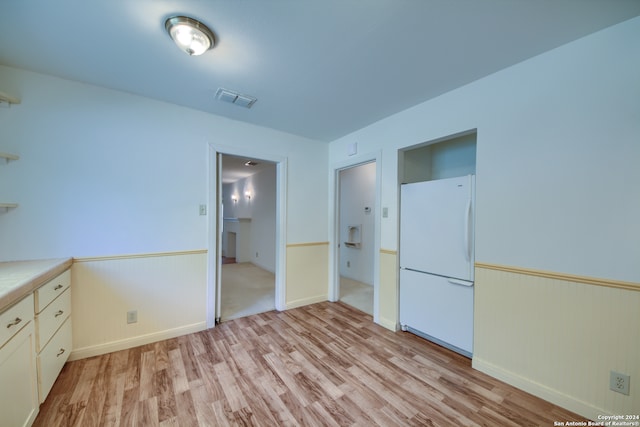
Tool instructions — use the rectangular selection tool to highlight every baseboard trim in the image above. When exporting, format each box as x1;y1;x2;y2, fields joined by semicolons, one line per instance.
472;357;605;421
377;316;399;332
69;322;207;361
285;295;327;310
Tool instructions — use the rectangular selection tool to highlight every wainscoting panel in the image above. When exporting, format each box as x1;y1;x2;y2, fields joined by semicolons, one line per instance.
285;242;328;309
378;249;399;331
473;265;639;420
70;251;207;360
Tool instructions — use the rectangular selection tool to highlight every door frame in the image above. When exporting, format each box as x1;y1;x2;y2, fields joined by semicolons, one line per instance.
329;150;381;323
206;143;287;328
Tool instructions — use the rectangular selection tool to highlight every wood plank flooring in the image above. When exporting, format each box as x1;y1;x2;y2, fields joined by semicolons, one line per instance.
34;301;584;426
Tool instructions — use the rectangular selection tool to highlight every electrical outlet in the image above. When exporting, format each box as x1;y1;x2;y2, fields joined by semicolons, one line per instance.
256;252;259;258
199;204;207;216
127;310;138;324
610;371;630;395
347;261;351;268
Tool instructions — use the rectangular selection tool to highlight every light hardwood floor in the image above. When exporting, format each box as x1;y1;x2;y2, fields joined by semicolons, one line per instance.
34;302;584;426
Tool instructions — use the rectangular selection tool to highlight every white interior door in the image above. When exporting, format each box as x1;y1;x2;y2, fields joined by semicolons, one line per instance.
215;153;223;323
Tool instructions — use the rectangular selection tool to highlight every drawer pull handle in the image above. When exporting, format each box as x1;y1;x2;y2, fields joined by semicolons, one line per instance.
57;348;65;357
54;284;63;291
6;317;22;328
55;310;64;318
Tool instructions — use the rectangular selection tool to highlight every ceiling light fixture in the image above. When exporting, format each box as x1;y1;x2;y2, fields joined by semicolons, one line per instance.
165;16;215;56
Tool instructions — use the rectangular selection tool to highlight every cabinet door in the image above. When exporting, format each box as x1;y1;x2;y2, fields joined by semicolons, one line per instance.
0;322;39;427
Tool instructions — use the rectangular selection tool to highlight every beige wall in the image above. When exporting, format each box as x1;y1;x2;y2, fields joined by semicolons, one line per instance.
70;243;333;360
70;251;207;360
286;243;329;309
378;250;398;331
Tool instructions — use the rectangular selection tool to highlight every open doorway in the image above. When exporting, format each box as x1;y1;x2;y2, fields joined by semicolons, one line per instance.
219;154;277;321
337;161;377;316
206;145;287;328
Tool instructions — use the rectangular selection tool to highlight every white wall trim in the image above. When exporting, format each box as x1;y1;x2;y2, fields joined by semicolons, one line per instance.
472;357;608;421
329;150;382;324
206;145;217;328
69;322;207;361
378;316;399;332
73;249;207;263
285;295;328;310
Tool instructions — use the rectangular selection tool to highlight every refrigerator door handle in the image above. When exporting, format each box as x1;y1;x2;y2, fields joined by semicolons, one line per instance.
464;197;472;262
448;278;474;287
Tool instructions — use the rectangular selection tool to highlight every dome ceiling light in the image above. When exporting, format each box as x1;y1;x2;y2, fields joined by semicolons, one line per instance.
165;16;215;56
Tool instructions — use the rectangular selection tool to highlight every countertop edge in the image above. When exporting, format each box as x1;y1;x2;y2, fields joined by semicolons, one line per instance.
0;258;73;313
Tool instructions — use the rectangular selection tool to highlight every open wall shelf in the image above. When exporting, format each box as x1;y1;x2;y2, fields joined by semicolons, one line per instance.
0;152;19;162
1;91;20;210
0;91;21;105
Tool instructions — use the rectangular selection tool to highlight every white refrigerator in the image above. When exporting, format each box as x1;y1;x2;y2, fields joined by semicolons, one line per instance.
399;175;475;357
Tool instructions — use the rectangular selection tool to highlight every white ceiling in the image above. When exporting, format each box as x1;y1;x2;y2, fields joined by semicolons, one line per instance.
221;154;275;184
1;1;639;144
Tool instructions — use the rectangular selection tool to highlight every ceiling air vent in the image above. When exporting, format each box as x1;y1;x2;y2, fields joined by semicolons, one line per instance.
215;88;257;109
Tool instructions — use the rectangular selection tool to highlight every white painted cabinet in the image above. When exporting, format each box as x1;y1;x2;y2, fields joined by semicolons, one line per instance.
35;269;72;403
0;294;39;427
0;267;73;427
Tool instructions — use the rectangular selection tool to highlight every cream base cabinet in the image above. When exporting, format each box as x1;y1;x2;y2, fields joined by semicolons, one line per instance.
35;269;72;403
0;295;39;427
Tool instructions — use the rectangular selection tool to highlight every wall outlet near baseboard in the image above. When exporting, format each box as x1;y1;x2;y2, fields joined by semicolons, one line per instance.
610;371;630;395
127;310;138;324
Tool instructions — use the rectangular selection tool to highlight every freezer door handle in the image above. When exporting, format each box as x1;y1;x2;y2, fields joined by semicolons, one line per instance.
448;278;474;287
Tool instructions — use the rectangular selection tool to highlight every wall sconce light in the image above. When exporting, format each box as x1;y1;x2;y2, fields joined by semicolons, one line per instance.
245;191;251;200
231;196;238;203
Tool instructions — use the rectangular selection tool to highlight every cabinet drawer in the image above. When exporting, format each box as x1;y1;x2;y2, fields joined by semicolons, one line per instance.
37;317;71;403
36;288;71;352
35;269;70;313
0;294;34;348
